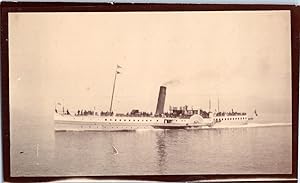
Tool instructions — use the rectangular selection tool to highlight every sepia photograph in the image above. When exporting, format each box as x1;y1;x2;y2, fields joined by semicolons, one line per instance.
6;8;294;179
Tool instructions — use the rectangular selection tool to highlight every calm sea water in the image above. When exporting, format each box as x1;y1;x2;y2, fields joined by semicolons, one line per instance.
10;114;292;176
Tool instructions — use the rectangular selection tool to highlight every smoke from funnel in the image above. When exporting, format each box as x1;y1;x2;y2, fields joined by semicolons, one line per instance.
155;86;166;115
163;79;180;86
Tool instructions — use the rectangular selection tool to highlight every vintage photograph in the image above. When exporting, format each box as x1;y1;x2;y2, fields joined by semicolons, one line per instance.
8;10;292;176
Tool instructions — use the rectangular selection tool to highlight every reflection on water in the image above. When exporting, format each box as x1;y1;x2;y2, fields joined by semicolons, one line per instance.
156;131;167;174
11;125;292;176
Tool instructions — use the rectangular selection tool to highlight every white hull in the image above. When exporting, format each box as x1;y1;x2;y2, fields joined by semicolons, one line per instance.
54;114;213;131
213;114;248;126
213;120;248;126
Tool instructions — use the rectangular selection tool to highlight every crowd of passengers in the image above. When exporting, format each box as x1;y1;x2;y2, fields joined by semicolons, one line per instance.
215;111;247;116
58;109;204;118
73;110;114;116
56;108;245;118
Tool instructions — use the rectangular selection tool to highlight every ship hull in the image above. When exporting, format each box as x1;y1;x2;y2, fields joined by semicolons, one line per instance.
54;113;248;131
213;120;248;127
54;114;212;131
213;115;248;126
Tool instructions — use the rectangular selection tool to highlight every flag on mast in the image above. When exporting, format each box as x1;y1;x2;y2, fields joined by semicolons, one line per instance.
116;64;122;74
254;109;258;116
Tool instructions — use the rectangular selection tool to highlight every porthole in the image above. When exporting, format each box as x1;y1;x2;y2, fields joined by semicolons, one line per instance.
105;119;107;121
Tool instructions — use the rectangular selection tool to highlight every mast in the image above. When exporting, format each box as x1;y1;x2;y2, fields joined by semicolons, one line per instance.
209;97;211;112
109;65;121;113
217;97;219;112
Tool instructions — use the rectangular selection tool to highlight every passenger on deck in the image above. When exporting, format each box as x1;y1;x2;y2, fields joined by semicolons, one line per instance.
66;109;70;115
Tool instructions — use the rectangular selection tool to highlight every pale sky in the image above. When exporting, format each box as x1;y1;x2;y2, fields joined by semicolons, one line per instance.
9;11;291;117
